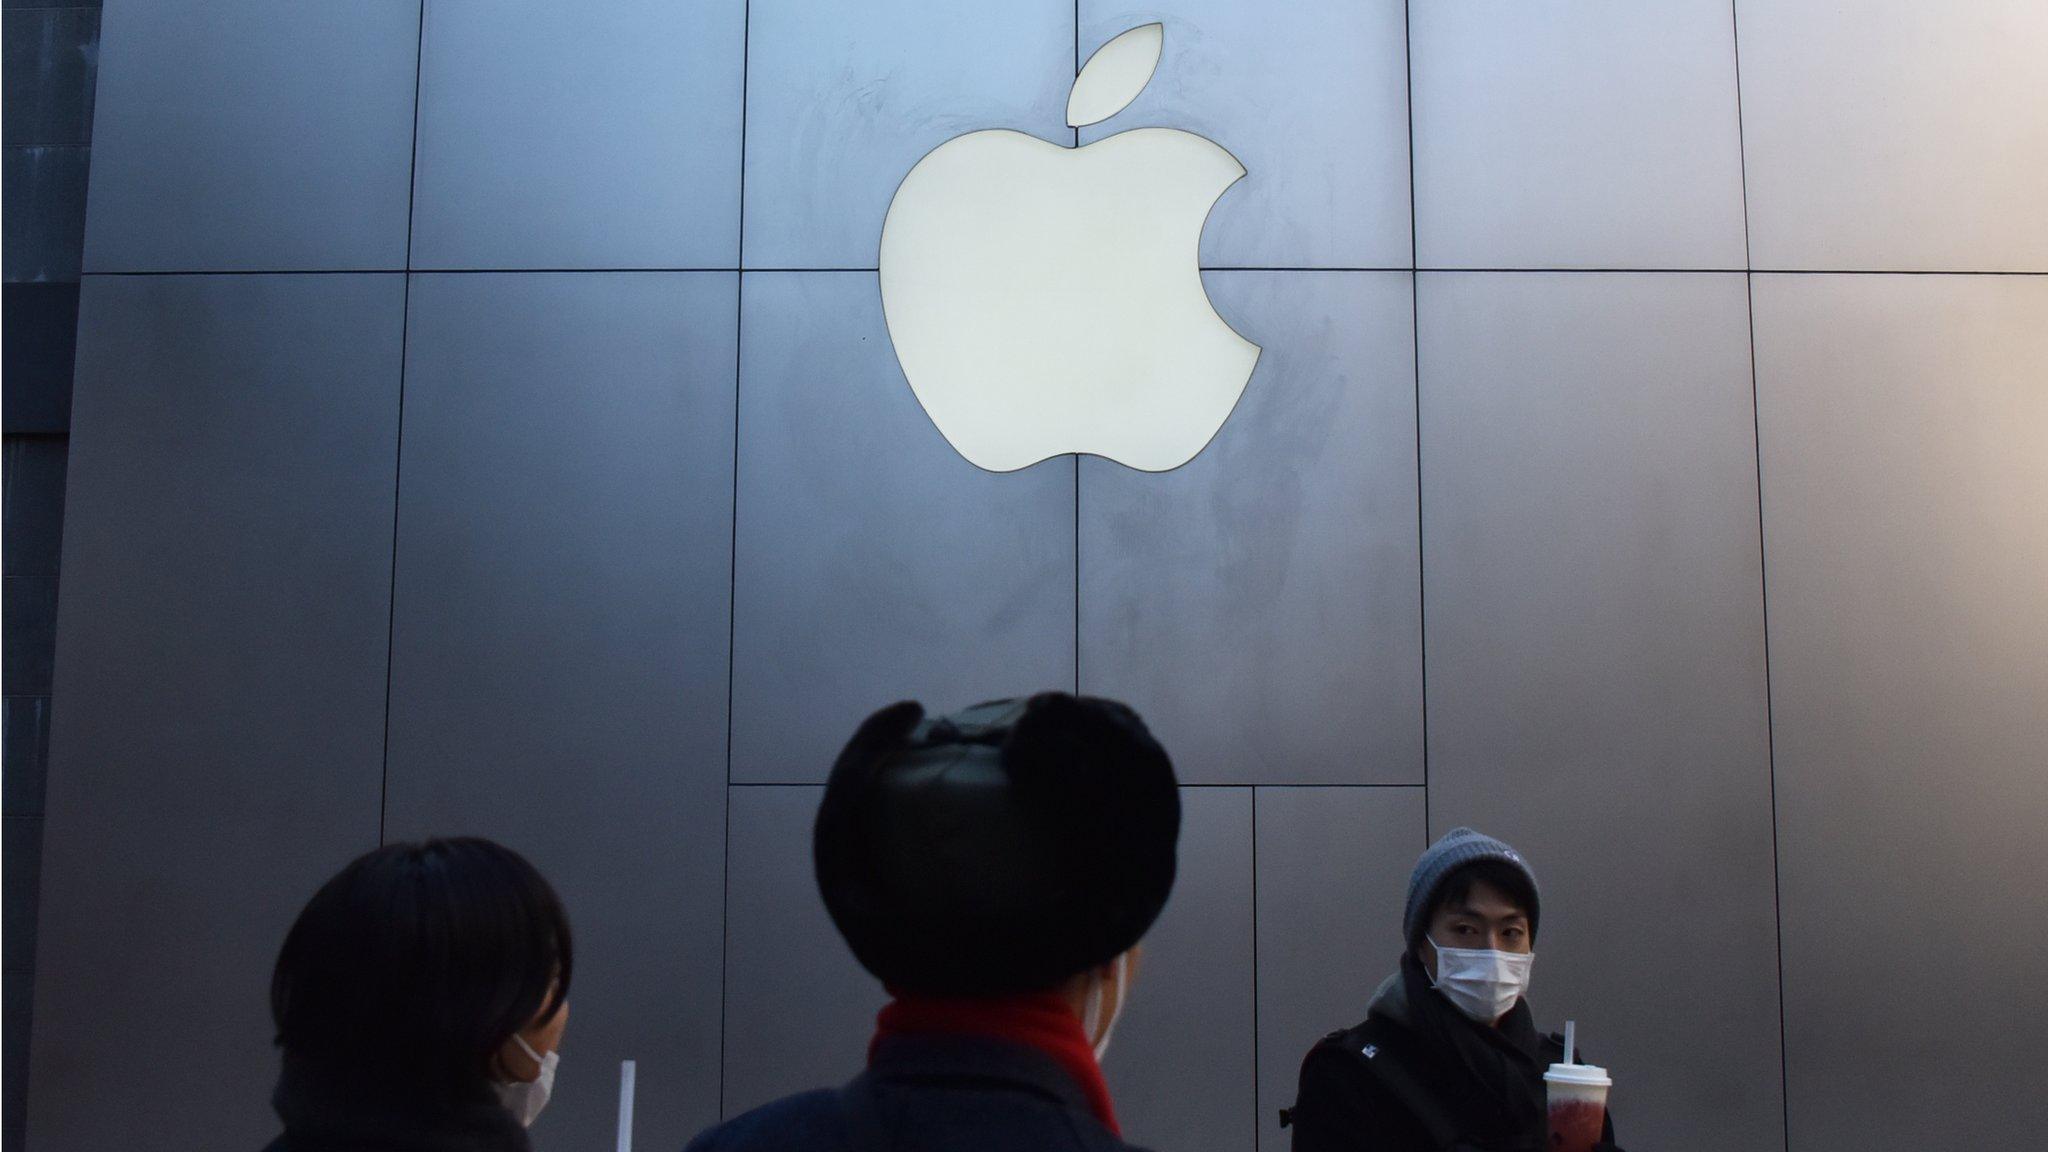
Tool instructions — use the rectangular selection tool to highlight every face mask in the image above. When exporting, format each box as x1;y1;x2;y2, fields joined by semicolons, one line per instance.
1426;937;1534;1024
1080;952;1131;1061
494;1034;557;1127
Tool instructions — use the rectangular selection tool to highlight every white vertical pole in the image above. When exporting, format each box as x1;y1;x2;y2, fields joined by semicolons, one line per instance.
616;1059;637;1152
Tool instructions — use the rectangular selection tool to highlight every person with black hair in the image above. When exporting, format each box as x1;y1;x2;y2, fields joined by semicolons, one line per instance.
262;837;574;1152
685;692;1182;1152
1285;828;1624;1152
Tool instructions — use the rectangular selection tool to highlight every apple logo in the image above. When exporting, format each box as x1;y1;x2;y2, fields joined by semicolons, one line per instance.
879;23;1260;473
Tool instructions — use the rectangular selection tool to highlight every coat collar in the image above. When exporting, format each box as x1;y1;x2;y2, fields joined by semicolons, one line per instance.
867;1032;1101;1119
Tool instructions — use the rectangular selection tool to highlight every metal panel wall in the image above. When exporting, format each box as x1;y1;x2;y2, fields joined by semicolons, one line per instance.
1080;271;1421;784
1078;1;1411;269
33;4;2047;1150
1418;272;1783;1152
1253;787;1426;1152
1736;0;2048;270
29;274;404;1148
381;272;738;1151
729;271;1074;782
1100;787;1256;1152
1754;274;2048;1152
742;0;1072;269
1410;0;1747;269
409;0;746;269
82;2;419;272
720;785;887;1116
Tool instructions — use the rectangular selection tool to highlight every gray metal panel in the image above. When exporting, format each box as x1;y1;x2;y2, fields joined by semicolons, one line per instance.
28;274;403;1148
1253;786;1425;1152
409;1;744;270
1752;274;2048;1151
382;272;737;1151
2;815;42;972
1079;271;1421;785
81;2;418;272
729;271;1074;782
2;283;81;432
2;6;100;146
1418;272;1782;1152
1079;2;1410;269
720;785;885;1116
1736;0;2048;270
742;0;1072;269
2;576;56;693
1106;787;1254;1152
2;697;50;816
3;967;31;1152
3;145;88;281
3;437;68;578
1410;0;1747;270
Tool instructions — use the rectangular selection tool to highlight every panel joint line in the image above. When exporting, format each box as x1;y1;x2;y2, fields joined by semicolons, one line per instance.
377;0;429;847
718;0;753;1123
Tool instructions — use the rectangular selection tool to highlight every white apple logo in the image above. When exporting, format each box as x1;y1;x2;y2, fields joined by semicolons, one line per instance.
879;23;1260;473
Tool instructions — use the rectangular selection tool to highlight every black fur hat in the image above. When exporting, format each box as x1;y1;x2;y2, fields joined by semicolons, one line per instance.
813;693;1181;996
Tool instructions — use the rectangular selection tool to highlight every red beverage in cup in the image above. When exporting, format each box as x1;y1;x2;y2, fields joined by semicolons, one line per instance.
1543;1060;1610;1152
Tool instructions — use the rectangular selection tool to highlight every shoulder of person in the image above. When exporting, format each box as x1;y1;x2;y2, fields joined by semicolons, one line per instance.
1303;1016;1408;1072
1288;1018;1440;1152
1290;1017;1409;1118
682;1088;842;1152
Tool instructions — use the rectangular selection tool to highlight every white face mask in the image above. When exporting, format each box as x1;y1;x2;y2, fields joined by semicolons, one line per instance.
1426;937;1534;1024
1080;952;1131;1061
494;1034;557;1128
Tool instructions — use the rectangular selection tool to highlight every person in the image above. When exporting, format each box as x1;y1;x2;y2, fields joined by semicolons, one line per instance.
1285;828;1622;1152
686;692;1182;1152
261;837;574;1152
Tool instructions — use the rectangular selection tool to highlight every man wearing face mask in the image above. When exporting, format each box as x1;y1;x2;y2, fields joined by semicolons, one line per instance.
1284;828;1623;1152
684;693;1181;1152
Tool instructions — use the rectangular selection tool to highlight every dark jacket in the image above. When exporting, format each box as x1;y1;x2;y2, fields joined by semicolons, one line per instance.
259;1055;530;1152
1286;956;1617;1152
685;1033;1149;1152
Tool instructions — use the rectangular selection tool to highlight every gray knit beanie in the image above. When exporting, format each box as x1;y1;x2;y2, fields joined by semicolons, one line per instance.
1402;827;1540;946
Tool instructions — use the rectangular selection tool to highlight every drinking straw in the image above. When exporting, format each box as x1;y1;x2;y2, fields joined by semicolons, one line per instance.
617;1059;637;1152
1564;1020;1577;1065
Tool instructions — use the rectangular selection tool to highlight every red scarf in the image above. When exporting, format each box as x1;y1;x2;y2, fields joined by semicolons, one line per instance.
869;991;1120;1135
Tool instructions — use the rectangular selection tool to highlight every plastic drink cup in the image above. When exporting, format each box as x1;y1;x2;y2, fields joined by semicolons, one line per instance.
1543;1060;1611;1152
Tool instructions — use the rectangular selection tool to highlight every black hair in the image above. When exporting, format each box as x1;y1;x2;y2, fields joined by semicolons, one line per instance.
271;837;572;1092
1411;858;1539;949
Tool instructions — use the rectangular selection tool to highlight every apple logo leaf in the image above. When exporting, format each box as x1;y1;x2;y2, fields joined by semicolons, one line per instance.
1066;23;1164;129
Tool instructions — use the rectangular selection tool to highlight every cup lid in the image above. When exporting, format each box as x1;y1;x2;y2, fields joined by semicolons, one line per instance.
1543;1062;1611;1087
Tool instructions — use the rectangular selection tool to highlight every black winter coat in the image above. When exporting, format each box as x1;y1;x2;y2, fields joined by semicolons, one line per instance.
1286;957;1617;1152
259;1056;530;1152
685;1034;1148;1152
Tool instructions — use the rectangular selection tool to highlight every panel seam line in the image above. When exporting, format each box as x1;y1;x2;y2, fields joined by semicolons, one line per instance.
719;0;752;1124
1403;1;1430;837
1728;4;1794;1149
377;0;428;846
